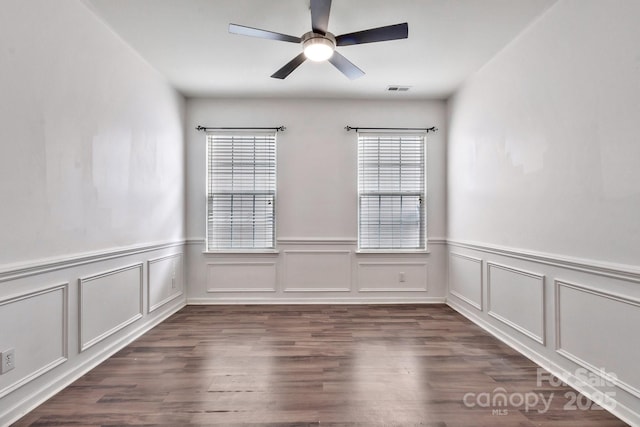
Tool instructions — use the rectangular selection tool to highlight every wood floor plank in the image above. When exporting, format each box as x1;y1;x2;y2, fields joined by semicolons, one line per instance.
12;304;629;426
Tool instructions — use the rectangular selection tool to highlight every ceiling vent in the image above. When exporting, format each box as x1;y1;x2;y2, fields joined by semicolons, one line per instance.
387;85;411;92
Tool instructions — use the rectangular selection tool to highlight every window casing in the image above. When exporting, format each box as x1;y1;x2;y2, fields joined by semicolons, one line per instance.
358;132;426;250
206;132;276;250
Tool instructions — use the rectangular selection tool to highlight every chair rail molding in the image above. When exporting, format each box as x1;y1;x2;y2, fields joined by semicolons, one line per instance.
447;239;640;283
0;240;185;283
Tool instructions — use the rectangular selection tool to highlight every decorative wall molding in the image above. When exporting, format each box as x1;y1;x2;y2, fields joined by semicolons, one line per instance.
148;253;183;264
283;250;352;292
487;261;545;345
79;263;144;352
447;243;640;424
447;298;639;427
0;242;186;425
206;262;277;292
147;253;184;313
555;279;640;400
448;239;640;283
448;252;483;310
149;295;183;314
1;298;185;427
357;261;428;292
0;240;185;283
0;283;68;399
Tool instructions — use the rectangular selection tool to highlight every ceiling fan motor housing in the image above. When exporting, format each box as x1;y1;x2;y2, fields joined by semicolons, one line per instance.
301;31;336;61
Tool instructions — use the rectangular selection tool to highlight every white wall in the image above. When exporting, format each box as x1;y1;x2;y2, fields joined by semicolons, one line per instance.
0;1;187;424
186;98;448;303
447;1;640;424
0;0;186;267
447;0;640;266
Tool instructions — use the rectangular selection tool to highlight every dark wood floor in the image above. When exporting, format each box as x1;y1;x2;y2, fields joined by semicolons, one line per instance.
14;304;627;426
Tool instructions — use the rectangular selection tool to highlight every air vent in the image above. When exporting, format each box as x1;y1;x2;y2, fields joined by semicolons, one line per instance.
387;85;411;92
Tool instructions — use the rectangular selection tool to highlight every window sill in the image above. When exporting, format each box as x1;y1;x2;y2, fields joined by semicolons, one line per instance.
356;249;430;254
202;250;280;255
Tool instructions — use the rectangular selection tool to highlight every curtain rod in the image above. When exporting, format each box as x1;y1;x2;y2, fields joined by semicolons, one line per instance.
345;126;437;133
196;126;286;132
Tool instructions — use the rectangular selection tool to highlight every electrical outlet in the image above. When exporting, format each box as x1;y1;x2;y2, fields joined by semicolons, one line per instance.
1;348;15;374
399;272;406;283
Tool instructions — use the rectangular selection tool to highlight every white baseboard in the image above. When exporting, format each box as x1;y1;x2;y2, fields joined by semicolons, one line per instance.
187;296;447;305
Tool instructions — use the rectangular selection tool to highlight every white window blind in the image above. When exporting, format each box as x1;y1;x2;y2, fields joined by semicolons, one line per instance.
206;132;276;250
358;132;426;250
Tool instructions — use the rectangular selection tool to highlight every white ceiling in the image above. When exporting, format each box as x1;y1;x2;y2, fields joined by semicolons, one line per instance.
83;0;556;99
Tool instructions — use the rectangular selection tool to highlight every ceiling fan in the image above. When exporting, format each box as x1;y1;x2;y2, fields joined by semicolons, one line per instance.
228;0;408;80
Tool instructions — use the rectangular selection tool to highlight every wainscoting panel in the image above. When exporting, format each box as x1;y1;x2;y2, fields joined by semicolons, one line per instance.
448;252;483;310
556;280;640;398
148;253;184;313
0;283;68;399
0;241;186;427
283;250;351;292
206;262;277;293
187;239;444;303
443;241;640;424
357;262;428;292
487;262;545;344
79;263;143;352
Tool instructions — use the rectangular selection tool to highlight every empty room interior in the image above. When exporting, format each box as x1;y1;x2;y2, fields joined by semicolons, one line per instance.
1;0;639;425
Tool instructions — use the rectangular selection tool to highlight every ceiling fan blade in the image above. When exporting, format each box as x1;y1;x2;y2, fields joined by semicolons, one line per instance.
336;23;408;46
229;24;301;43
328;51;365;80
271;53;307;79
310;0;332;35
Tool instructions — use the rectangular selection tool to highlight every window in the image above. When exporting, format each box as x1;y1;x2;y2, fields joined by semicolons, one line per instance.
206;132;276;250
358;132;426;250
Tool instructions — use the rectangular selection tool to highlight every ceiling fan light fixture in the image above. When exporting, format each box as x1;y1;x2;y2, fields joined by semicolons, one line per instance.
229;0;409;80
302;32;335;62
